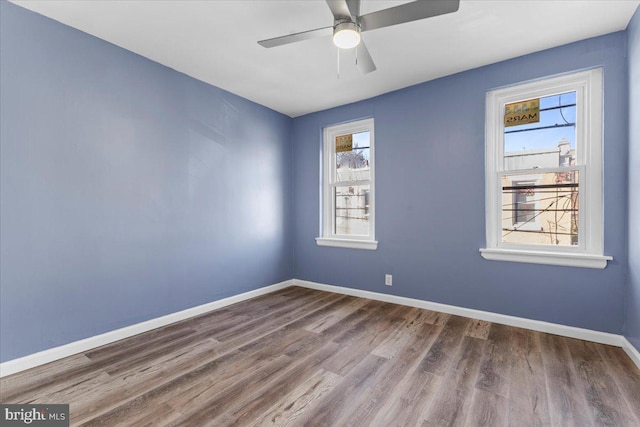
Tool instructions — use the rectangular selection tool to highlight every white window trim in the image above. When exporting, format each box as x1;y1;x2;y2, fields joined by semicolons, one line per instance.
315;237;378;250
316;118;378;250
480;68;611;269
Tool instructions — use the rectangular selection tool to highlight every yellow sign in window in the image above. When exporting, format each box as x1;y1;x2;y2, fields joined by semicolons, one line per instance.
336;134;353;153
504;99;540;127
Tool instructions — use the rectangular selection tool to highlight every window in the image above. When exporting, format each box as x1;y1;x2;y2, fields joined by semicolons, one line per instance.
316;118;377;250
480;69;611;268
512;180;538;228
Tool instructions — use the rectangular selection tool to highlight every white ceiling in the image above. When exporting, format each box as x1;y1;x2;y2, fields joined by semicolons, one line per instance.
11;0;640;117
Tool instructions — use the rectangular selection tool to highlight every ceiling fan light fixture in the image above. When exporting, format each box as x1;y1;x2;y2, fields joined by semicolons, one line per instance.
333;21;361;49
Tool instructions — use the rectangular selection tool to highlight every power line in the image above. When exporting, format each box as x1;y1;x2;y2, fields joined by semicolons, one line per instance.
502;228;577;237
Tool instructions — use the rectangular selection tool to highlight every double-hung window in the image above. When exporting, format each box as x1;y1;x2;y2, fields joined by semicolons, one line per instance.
316;118;377;250
480;68;611;268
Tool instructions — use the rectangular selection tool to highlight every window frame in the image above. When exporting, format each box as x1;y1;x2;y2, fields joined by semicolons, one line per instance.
480;68;611;268
316;118;378;250
511;178;541;231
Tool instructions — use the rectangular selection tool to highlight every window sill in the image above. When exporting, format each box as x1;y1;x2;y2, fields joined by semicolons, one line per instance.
479;247;612;269
316;237;378;250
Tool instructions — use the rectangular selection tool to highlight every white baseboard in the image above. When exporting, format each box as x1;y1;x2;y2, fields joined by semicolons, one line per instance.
293;279;625;348
0;280;293;378
622;338;640;370
3;278;639;378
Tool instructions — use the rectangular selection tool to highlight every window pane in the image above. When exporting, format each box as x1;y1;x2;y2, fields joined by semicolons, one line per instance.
336;131;370;182
334;184;370;236
501;171;579;246
513;182;536;224
504;92;576;170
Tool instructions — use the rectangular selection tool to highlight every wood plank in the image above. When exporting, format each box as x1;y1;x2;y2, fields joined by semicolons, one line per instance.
249;369;343;426
422;336;487;427
372;307;431;359
290;354;388;426
463;388;508;427
596;344;640;424
507;350;551;427
539;333;595;426
371;368;442;427
509;327;541;357
303;296;369;334
321;303;408;375
83;310;229;361
369;320;443;427
465;319;492;340
335;322;439;426
118;403;183;427
475;323;513;398
216;342;341;425
83;354;293;426
418;315;472;376
422;310;451;326
210;290;342;342
47;338;220;424
565;338;638;426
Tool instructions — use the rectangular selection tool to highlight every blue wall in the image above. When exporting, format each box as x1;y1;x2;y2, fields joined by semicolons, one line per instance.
292;32;629;334
626;7;640;353
0;2;293;362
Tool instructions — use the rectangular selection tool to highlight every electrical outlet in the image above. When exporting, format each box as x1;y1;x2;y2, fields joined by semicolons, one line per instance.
385;274;393;286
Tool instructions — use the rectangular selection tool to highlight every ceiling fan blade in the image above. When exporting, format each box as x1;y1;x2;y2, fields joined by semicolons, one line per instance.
258;26;333;48
326;0;352;20
356;39;376;74
359;0;460;32
346;0;361;18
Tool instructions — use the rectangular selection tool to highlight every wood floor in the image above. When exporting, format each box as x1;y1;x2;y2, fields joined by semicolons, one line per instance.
1;287;639;426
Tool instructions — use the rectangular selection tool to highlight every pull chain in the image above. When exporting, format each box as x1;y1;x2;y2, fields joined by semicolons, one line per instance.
337;46;340;79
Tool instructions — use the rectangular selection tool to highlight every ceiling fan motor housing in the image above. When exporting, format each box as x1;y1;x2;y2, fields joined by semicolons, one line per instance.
333;20;361;49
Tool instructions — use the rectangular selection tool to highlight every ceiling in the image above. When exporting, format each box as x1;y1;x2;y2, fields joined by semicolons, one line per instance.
11;0;640;118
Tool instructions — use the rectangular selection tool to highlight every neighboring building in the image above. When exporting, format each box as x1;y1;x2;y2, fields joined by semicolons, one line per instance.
335;157;370;236
501;139;578;246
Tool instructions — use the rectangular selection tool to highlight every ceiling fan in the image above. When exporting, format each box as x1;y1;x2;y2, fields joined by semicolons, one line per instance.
257;0;460;74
